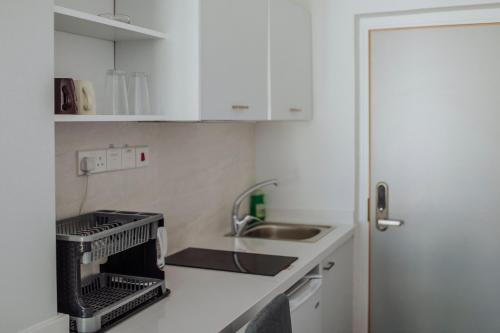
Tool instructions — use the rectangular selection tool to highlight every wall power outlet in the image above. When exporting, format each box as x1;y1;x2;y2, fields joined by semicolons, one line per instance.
77;150;107;175
77;146;149;176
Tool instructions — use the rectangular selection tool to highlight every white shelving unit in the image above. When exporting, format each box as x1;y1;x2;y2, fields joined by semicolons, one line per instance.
53;1;312;123
54;6;166;41
54;4;168;122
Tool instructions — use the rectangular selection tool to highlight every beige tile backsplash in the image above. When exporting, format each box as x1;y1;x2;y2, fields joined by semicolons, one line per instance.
55;122;256;253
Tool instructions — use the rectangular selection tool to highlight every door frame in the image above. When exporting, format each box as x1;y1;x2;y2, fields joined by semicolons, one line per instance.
355;5;500;332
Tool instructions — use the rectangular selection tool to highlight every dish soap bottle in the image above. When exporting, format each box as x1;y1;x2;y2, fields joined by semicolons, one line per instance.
250;189;266;221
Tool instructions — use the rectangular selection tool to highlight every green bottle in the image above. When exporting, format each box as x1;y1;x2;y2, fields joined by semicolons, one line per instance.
250;189;266;221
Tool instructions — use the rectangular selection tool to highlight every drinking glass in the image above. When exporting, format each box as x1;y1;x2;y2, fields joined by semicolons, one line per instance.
104;69;129;115
128;72;152;115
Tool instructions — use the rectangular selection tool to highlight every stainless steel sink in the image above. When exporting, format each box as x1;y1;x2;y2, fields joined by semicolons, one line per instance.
229;222;334;243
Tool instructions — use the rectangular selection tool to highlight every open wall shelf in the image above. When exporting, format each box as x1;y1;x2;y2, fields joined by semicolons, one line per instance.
54;115;175;123
54;6;166;41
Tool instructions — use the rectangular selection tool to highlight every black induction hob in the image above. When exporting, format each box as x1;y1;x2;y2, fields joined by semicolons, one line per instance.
164;247;298;277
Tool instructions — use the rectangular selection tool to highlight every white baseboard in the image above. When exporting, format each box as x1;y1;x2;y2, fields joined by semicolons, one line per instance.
19;314;69;333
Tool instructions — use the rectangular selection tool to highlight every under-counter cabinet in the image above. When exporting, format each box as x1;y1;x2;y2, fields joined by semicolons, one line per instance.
115;0;312;122
321;239;353;333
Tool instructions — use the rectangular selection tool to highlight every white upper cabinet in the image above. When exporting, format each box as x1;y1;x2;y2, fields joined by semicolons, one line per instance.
112;0;313;122
116;0;269;121
200;0;269;121
269;0;313;121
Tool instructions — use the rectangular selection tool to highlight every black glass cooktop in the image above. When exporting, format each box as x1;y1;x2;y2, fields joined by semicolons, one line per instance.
164;248;298;277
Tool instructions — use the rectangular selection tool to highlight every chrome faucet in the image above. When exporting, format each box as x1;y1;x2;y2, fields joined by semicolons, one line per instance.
231;179;279;235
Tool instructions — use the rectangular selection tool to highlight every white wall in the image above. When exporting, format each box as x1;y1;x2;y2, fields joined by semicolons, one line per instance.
0;0;59;332
256;0;499;222
55;122;256;254
55;0;113;15
256;1;500;332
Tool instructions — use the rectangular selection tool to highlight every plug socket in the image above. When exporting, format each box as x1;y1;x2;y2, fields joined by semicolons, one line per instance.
80;157;96;174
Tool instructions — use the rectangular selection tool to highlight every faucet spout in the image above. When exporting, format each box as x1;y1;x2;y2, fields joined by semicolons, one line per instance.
231;179;279;235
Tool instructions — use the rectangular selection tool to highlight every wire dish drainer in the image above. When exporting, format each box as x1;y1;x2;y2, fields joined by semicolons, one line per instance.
56;210;161;264
69;273;165;333
56;210;169;333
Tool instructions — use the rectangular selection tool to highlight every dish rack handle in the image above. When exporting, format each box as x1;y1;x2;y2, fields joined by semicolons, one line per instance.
157;227;168;269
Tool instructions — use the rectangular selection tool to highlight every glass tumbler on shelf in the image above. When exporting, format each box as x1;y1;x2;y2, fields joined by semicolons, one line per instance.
104;69;129;115
128;72;152;115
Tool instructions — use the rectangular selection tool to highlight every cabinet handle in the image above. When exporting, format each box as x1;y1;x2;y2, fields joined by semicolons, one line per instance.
323;261;335;271
232;105;250;112
289;108;303;112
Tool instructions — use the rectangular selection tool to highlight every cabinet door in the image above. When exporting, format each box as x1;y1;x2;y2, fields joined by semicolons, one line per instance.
200;0;268;121
322;239;353;333
269;0;313;120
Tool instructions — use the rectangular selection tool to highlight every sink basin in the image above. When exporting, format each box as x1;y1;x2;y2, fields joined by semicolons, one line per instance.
231;222;334;243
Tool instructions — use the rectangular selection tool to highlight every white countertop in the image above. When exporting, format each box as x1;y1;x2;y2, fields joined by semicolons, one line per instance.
108;224;355;333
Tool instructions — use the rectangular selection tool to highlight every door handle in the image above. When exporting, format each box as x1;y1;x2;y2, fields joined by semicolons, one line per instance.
232;105;250;111
375;182;404;232
378;219;403;227
323;261;335;271
286;275;322;312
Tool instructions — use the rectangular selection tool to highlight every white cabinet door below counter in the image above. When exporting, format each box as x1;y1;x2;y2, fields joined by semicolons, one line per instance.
321;238;353;333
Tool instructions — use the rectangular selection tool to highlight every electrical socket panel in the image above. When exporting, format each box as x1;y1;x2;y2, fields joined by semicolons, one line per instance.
77;150;107;175
77;146;149;176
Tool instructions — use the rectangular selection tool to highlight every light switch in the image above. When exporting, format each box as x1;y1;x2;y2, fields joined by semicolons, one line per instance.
107;148;123;171
136;146;150;168
122;147;136;169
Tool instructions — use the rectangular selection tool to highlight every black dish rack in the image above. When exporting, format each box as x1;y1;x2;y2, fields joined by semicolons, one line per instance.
56;211;170;333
